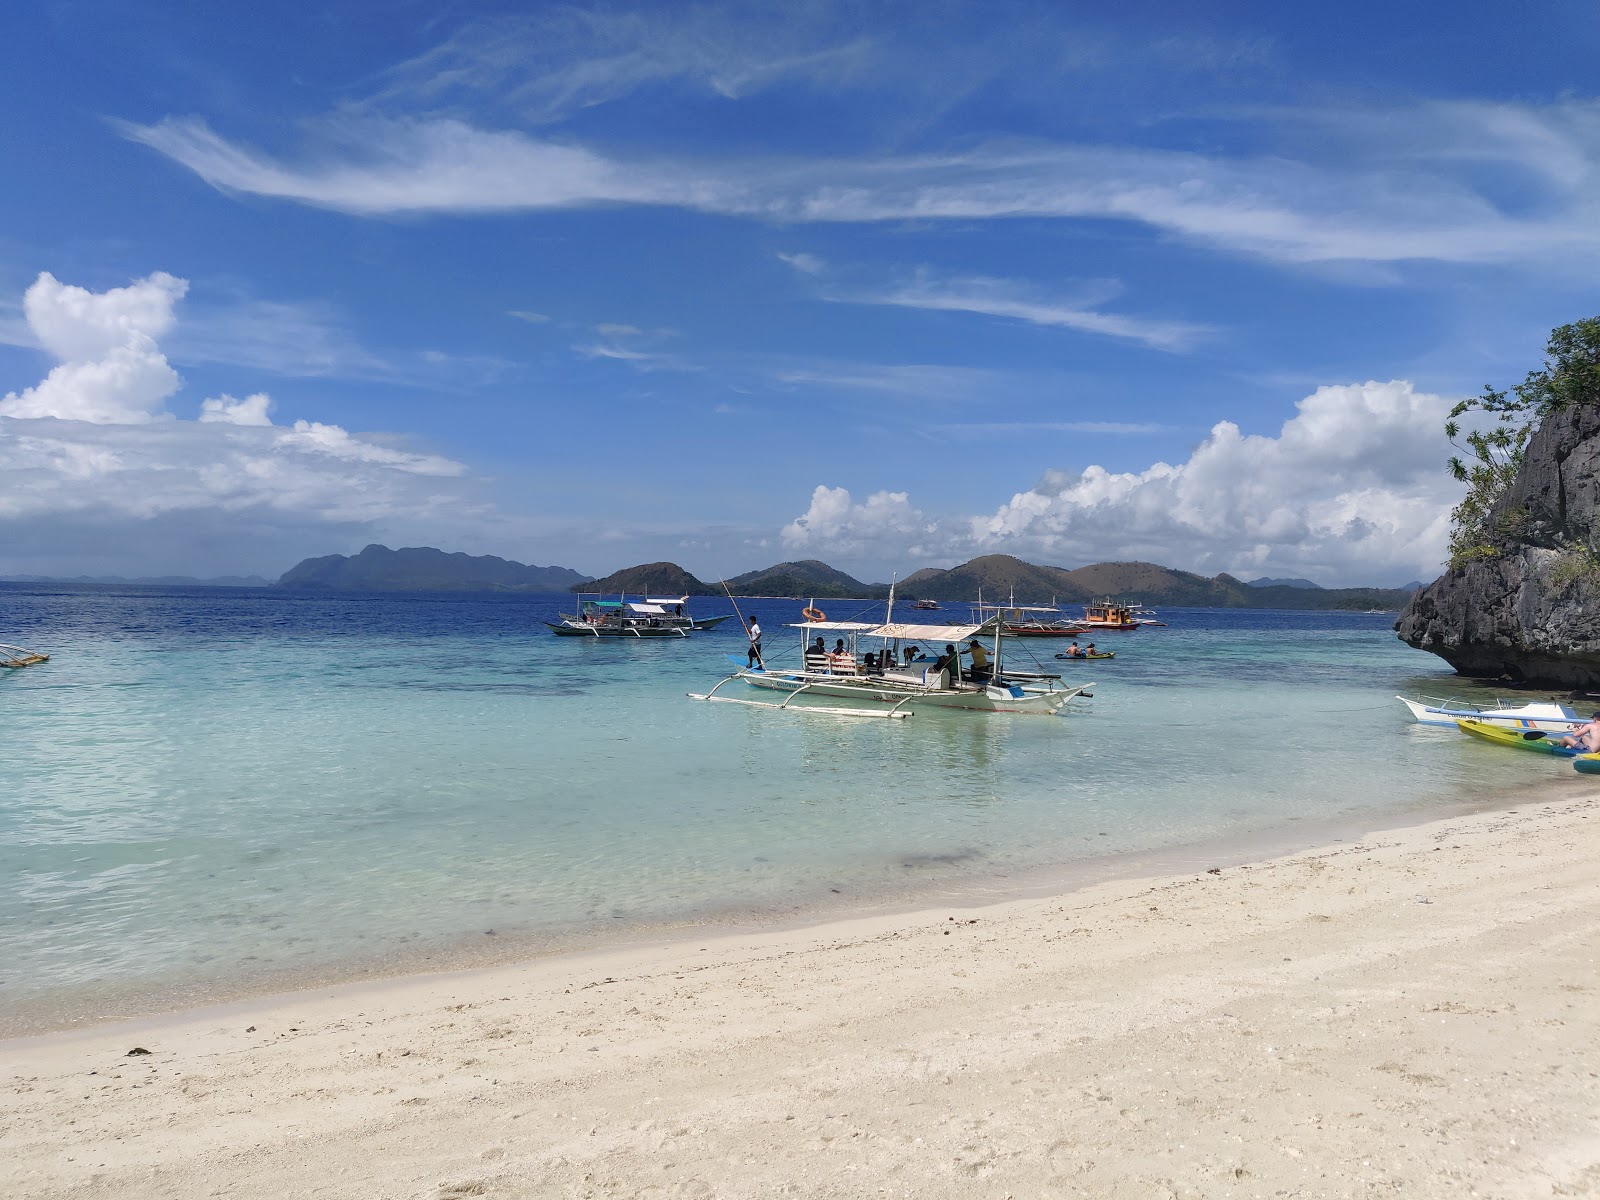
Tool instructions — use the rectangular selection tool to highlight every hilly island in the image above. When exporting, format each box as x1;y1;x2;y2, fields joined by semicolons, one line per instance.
274;546;1415;611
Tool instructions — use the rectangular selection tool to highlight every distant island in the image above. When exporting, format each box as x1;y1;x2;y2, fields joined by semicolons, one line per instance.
278;545;592;592
576;553;1416;612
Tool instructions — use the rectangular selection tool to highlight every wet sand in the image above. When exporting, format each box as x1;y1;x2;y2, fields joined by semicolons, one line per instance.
4;791;1597;1198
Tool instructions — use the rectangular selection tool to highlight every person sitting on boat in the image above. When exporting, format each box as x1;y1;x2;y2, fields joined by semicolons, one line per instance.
1557;711;1600;753
1084;642;1097;657
1062;641;1083;658
963;638;992;682
862;651;881;675
933;643;959;681
806;636;828;671
746;618;763;668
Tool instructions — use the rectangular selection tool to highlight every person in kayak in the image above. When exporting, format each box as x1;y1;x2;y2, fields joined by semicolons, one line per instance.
1558;712;1600;752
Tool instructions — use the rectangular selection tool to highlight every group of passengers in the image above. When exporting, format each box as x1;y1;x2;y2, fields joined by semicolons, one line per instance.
801;635;993;683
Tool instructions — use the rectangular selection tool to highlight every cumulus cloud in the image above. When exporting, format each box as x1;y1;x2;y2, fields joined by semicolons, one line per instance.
781;381;1465;584
0;271;475;576
0;272;187;423
782;485;933;557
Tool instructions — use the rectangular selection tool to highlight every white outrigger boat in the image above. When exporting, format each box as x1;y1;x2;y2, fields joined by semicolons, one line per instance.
0;643;49;668
1397;694;1586;732
689;610;1093;719
546;595;732;638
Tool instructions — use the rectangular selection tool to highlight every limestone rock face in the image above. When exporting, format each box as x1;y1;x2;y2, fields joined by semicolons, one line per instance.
1396;402;1600;687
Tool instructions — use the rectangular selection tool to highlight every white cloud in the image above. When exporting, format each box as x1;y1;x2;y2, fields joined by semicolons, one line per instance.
507;309;550;324
777;251;825;274
199;392;273;426
852;272;1211;351
0;272;476;576
781;485;933;557
122;100;1600;268
780;381;1464;583
0;272;186;423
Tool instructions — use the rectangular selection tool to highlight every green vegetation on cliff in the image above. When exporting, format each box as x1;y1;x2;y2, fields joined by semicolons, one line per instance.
1447;316;1600;566
279;545;591;592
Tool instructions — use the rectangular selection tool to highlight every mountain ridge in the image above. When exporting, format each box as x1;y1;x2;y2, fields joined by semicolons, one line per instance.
278;545;592;592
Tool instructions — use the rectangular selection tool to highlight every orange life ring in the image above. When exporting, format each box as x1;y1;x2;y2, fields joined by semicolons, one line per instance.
802;606;826;622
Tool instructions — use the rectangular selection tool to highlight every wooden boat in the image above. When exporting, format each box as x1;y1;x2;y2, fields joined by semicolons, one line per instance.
1398;695;1583;732
0;643;49;668
913;599;939;611
969;602;1087;638
546;595;729;638
691;609;1094;718
1082;601;1140;631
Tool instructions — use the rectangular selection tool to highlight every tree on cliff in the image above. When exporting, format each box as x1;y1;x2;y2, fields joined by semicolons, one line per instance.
1446;317;1600;565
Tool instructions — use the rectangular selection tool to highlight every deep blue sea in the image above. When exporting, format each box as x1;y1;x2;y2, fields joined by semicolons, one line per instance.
0;583;1575;1032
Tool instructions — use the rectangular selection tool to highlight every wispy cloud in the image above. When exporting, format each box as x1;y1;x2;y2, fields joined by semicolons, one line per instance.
122;99;1600;270
933;420;1172;436
777;251;825;274
852;271;1211;352
507;309;550;324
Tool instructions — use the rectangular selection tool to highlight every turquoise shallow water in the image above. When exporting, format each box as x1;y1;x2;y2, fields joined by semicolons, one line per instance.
0;584;1578;1030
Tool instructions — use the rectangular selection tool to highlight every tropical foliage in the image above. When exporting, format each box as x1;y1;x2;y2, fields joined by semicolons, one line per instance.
1446;317;1600;565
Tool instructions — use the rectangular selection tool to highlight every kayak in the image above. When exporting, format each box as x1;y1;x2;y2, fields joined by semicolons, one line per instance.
1456;718;1579;756
1575;754;1600;775
1054;651;1115;661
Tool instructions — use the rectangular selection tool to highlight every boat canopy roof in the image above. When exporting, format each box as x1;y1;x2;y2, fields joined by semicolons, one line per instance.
786;617;1001;641
626;602;674;614
645;596;687;605
972;602;1062;613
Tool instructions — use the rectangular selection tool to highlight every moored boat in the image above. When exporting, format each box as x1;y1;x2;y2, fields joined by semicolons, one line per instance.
1397;695;1583;732
1082;600;1140;630
969;602;1087;638
690;610;1094;718
546;595;728;638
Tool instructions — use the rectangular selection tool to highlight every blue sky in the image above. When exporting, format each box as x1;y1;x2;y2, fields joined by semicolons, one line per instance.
3;1;1598;584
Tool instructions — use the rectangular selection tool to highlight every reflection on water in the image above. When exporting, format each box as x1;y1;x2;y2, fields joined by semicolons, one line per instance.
0;584;1555;1022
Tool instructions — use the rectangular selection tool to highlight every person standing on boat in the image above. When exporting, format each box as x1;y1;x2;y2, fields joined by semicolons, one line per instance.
746;618;763;668
963;638;991;682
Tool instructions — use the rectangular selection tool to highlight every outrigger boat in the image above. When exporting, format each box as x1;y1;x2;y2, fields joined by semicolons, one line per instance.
969;602;1087;638
546;595;730;638
0;643;49;668
689;609;1094;718
1082;600;1141;631
1397;694;1584;732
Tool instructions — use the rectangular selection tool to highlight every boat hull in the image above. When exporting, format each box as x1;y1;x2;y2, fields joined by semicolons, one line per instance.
740;671;1075;713
1575;754;1600;775
1398;695;1581;731
545;622;689;638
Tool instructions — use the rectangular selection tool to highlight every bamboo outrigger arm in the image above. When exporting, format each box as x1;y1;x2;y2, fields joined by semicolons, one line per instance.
687;673;915;719
0;643;49;668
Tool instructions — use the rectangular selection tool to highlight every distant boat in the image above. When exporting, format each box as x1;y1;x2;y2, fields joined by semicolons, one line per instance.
545;595;730;638
1082;600;1141;631
0;643;49;668
913;599;939;611
968;602;1087;638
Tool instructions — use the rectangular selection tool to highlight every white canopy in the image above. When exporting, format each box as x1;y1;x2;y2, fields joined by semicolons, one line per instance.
644;596;687;605
627;603;671;614
787;617;1001;641
785;620;880;632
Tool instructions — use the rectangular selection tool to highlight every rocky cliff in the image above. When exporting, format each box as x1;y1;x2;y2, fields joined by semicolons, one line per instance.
1396;401;1600;687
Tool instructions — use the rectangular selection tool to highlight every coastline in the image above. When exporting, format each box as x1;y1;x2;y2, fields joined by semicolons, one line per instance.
0;770;1568;1041
5;787;1596;1197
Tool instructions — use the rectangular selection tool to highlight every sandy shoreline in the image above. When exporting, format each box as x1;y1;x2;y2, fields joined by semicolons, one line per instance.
5;790;1597;1198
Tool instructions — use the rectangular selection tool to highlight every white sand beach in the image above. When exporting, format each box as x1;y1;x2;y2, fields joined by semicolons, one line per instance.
5;791;1597;1199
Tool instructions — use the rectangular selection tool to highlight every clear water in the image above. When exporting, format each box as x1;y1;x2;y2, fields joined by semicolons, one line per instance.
0;583;1567;1030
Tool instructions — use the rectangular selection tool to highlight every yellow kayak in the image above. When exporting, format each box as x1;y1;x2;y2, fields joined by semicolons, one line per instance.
1456;718;1579;756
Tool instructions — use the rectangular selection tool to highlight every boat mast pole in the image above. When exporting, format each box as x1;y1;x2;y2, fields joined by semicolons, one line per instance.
720;578;754;653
